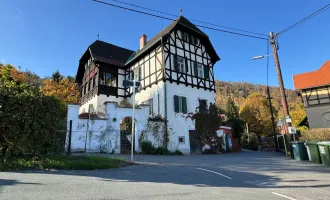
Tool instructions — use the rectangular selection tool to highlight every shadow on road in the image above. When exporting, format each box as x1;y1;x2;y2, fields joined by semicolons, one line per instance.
1;151;330;191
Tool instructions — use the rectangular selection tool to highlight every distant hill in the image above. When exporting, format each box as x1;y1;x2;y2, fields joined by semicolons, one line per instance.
215;80;301;116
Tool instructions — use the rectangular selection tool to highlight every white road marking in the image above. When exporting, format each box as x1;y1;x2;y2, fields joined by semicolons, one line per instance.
271;192;297;200
196;168;232;180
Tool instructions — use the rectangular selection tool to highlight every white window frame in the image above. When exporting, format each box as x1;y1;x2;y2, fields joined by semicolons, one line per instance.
177;57;185;73
197;63;204;78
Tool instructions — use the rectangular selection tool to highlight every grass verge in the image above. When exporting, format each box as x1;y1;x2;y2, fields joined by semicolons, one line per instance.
0;155;130;171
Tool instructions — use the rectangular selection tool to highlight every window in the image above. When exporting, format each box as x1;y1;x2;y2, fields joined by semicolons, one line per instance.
194;61;203;78
178;136;185;144
134;67;141;81
197;63;203;78
174;56;186;73
92;74;97;88
174;95;187;113
87;58;92;67
88;81;91;91
181;32;189;42
190;35;198;46
100;72;116;86
130;70;134;80
149;98;153;115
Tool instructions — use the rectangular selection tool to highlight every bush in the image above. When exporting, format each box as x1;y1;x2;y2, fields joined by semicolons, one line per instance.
153;147;171;155
141;141;154;154
300;128;330;142
172;150;184;155
0;80;66;159
242;132;260;151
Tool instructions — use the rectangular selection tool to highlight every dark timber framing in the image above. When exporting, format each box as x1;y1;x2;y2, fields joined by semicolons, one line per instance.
302;85;330;107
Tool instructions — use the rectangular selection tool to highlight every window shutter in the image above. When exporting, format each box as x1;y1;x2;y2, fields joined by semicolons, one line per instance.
194;62;198;77
182;97;187;114
173;55;178;71
174;95;179;113
204;65;210;79
131;71;134;80
185;58;188;73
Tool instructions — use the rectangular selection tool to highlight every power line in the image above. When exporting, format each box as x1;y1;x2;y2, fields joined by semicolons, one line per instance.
109;0;268;37
277;3;330;36
92;0;268;40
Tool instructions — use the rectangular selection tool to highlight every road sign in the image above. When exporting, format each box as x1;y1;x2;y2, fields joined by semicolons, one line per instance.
123;80;141;87
286;116;292;123
288;126;296;134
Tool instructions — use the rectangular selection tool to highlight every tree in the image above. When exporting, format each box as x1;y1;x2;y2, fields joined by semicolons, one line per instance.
225;96;238;118
290;102;306;127
192;101;222;149
41;78;80;104
52;70;63;83
239;93;272;137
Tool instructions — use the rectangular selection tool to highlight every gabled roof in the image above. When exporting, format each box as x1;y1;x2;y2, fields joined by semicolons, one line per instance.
126;16;219;64
76;40;134;83
293;61;330;90
88;40;134;66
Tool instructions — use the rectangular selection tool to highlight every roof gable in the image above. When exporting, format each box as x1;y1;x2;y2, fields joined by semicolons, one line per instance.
293;60;330;90
126;16;219;64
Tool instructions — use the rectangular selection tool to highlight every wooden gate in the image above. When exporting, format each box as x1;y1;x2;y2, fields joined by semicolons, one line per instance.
189;130;201;154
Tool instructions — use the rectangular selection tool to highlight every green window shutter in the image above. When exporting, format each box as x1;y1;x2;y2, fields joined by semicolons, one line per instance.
204;65;209;79
130;71;134;80
173;55;178;71
182;97;187;114
194;61;198;77
185;58;188;73
174;95;179;113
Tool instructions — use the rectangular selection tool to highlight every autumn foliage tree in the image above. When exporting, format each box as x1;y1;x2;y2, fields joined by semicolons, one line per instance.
41;71;80;104
239;93;272;137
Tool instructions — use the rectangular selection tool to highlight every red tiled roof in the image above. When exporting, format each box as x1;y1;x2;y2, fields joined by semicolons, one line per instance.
293;60;330;90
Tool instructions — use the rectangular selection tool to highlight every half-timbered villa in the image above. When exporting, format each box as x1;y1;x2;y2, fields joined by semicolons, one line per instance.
293;60;330;128
69;16;220;153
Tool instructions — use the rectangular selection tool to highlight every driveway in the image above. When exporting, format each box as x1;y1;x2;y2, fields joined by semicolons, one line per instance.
1;151;330;200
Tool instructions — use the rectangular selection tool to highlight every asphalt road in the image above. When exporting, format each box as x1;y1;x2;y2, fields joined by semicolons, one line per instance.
1;151;330;200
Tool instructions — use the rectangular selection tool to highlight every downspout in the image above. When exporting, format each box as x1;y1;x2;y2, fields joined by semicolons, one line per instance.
161;36;169;148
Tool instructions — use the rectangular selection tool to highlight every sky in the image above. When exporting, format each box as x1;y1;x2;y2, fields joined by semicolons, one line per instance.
1;0;329;89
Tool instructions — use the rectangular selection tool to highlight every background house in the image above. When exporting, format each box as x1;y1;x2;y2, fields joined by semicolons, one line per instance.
293;61;330;128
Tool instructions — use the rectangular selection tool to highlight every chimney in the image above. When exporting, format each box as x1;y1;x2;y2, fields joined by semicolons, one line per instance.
139;34;147;49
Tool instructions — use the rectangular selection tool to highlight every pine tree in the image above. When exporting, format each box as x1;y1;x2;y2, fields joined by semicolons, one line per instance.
226;96;238;118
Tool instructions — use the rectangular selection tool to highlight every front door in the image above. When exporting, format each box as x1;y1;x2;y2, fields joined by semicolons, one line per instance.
189;130;201;154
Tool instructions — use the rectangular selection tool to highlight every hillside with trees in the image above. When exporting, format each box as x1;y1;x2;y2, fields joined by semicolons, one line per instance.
215;80;306;130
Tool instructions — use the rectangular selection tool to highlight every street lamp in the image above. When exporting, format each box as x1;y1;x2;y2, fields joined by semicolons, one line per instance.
251;54;273;60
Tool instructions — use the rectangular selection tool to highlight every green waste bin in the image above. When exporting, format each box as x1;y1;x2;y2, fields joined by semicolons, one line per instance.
317;142;330;166
305;142;322;164
290;141;309;161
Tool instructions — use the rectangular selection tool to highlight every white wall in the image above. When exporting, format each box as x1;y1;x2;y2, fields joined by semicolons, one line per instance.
135;81;165;116
165;82;216;153
66;103;150;154
79;95;98;114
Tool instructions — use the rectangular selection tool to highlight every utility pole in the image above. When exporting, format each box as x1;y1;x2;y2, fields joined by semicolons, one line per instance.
269;32;294;158
266;86;278;151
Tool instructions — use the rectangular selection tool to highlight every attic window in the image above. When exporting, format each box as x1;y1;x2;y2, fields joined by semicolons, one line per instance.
181;32;189;43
